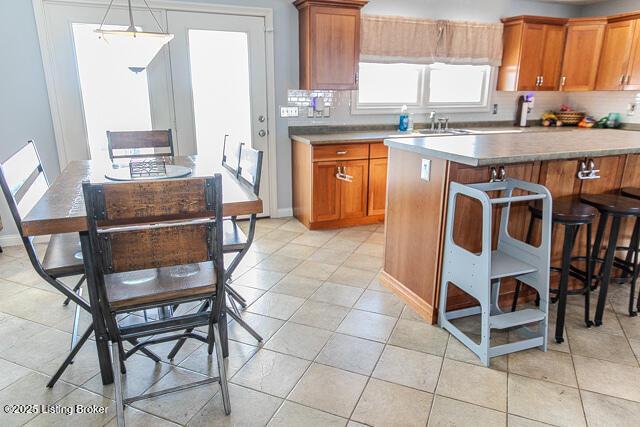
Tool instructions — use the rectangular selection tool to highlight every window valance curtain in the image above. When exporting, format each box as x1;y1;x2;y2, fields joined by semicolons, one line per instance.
360;15;503;66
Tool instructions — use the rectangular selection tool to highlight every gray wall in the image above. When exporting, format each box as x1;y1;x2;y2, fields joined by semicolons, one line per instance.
581;0;640;16
0;0;627;240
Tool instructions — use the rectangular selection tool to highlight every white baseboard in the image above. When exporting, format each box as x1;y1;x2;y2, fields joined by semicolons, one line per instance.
273;208;293;218
0;234;50;247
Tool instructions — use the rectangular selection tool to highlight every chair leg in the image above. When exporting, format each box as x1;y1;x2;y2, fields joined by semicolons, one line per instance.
555;225;576;344
595;216;621;326
585;222;594;327
112;341;126;427
167;300;210;360
213;323;231;415
227;308;263;342
63;275;86;306
226;285;247;308
628;217;640;317
47;324;93;388
590;213;608;290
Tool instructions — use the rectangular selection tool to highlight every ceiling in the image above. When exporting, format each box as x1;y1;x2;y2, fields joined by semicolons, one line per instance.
530;0;610;4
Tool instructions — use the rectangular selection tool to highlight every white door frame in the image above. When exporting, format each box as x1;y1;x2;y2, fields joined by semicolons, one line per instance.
32;0;280;217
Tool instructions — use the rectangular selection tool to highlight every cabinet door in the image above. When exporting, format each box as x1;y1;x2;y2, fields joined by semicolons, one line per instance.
340;159;369;220
625;20;640;90
312;161;341;222
517;24;546;91
561;23;605;91
538;25;566;91
309;6;360;90
596;20;636;90
368;157;388;216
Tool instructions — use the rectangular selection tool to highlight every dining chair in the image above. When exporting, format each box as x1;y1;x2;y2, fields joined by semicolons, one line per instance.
107;129;174;160
82;175;230;426
167;144;264;360
221;134;241;174
0;141;89;387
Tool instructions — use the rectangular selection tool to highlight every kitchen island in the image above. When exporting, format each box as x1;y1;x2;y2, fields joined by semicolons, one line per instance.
381;128;640;323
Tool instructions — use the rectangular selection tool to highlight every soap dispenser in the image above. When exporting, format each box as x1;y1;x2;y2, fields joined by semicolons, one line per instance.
399;105;409;131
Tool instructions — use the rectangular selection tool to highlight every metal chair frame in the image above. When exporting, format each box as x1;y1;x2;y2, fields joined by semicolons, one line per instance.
83;175;230;427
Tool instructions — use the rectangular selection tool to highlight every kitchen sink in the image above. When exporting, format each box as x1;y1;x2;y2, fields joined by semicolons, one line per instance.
416;128;524;136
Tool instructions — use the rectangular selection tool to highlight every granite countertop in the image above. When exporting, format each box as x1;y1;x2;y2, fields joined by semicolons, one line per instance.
384;128;640;167
291;126;573;145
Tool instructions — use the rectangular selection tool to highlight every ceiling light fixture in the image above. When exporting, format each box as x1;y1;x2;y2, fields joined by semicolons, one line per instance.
95;0;174;72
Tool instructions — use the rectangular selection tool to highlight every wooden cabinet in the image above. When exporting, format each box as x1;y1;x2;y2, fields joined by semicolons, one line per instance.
293;140;387;229
560;18;607;91
596;18;638;90
626;19;640;90
498;16;567;91
368;158;388;216
295;0;368;90
312;161;341;222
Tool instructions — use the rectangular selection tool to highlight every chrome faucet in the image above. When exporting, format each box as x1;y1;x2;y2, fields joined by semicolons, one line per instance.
429;111;437;131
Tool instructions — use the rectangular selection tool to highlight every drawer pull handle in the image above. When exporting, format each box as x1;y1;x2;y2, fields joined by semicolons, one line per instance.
336;151;348;155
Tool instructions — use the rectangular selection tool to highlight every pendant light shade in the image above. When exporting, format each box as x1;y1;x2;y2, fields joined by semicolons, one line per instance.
95;0;173;71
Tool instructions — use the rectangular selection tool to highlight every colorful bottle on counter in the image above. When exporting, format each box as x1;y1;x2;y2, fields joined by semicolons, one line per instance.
398;105;409;131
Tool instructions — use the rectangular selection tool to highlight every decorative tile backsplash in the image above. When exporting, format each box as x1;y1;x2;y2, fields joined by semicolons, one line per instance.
287;90;335;107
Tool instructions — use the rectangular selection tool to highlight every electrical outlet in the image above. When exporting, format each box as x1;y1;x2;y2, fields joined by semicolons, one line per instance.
492;104;499;115
628;102;636;116
421;159;431;182
280;106;299;118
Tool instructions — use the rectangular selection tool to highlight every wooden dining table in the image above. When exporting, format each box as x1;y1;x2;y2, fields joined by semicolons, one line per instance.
21;155;263;385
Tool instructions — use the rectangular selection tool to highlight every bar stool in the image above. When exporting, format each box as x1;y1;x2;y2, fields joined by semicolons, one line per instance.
581;194;640;325
618;187;640;316
512;197;597;343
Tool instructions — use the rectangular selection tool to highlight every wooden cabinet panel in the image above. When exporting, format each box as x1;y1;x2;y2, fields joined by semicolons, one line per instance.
596;20;637;90
518;24;546;91
340;159;368;219
370;143;388;159
625;21;640;90
312;161;341;222
368;158;388;216
538;159;582;198
498;17;568;91
313;143;369;161
295;0;367;90
560;20;606;91
539;25;566;91
579;155;626;195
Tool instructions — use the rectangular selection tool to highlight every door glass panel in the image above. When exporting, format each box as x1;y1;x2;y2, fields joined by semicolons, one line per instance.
188;29;251;165
72;23;155;160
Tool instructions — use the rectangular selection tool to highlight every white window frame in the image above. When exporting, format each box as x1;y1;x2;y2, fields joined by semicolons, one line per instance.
351;63;497;115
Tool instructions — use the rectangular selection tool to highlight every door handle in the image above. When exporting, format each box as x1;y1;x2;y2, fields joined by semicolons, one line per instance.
258;115;266;123
561;76;566;87
620;75;626;86
539;75;544;85
258;130;266;137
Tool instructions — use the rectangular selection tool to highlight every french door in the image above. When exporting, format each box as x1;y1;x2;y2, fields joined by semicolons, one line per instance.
39;1;271;215
167;11;271;214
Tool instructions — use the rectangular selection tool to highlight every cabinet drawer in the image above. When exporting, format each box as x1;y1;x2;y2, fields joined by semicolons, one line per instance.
369;143;388;159
313;144;369;161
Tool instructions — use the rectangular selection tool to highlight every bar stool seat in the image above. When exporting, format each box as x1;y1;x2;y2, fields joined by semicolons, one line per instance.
581;194;640;216
581;193;640;324
621;187;640;200
530;197;597;224
516;197;597;343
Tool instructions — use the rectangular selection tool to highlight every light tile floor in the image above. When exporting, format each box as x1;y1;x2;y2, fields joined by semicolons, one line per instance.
0;217;639;426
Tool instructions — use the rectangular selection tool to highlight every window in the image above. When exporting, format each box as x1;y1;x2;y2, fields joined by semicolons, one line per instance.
354;62;493;113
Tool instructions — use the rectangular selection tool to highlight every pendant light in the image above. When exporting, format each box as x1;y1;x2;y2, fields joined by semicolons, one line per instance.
95;0;174;72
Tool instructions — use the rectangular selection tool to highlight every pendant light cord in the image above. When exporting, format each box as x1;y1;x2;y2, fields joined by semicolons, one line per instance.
97;0;167;34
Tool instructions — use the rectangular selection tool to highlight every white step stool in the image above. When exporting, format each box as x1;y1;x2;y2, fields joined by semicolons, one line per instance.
438;178;552;366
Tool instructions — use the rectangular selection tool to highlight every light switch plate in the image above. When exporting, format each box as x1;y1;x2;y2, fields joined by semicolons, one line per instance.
280;106;299;118
421;159;431;181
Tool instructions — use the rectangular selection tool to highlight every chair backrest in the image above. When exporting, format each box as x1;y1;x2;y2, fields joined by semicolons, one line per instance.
0;141;49;234
237;143;263;196
83;175;225;314
221;134;241;175
107;130;174;160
